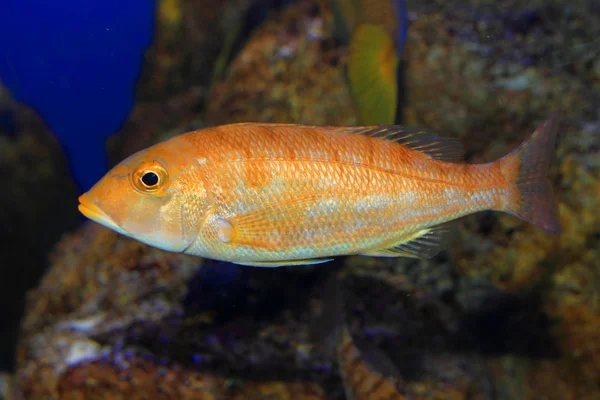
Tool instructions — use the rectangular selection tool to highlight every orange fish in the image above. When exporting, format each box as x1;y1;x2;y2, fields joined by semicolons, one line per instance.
78;112;561;267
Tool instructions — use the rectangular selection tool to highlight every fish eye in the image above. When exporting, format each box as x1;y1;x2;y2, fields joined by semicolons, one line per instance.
132;162;168;193
141;171;159;187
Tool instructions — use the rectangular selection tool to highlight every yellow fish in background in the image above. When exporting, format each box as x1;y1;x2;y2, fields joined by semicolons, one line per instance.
320;0;407;125
79;113;561;267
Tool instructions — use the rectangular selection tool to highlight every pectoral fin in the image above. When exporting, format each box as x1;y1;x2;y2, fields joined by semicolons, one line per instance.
215;195;326;249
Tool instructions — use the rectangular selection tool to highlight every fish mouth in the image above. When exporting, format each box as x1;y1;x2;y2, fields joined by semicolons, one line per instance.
78;194;121;232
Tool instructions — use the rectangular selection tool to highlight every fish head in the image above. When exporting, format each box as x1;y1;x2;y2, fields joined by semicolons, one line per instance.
78;137;207;253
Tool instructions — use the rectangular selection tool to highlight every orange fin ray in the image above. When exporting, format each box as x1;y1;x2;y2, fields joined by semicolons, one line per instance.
496;111;562;233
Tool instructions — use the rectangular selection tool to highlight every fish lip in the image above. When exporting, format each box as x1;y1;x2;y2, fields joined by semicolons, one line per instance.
78;194;120;232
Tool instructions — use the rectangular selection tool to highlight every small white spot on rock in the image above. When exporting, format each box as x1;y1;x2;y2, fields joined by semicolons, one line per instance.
65;340;102;367
59;314;105;332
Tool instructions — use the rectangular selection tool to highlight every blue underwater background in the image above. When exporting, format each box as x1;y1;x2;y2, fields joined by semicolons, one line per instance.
0;0;155;192
1;0;600;399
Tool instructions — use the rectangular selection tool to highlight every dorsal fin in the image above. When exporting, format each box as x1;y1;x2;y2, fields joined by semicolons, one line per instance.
222;122;464;162
342;125;465;162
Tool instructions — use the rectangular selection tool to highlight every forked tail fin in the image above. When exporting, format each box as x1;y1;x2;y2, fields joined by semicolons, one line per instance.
496;111;562;233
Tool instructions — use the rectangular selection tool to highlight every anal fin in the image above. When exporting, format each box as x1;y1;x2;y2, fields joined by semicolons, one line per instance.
361;223;451;259
360;248;421;259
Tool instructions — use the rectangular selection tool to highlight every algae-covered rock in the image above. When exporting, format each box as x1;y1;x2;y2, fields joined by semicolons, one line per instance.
14;224;334;399
206;0;357;127
137;0;253;101
14;224;201;398
57;357;326;400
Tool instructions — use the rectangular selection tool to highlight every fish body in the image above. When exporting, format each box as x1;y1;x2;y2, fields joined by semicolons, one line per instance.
79;113;561;267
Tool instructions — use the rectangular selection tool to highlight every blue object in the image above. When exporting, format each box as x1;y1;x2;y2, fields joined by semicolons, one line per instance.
0;1;156;192
394;0;408;57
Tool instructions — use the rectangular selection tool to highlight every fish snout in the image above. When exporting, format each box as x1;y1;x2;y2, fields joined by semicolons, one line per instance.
78;193;123;233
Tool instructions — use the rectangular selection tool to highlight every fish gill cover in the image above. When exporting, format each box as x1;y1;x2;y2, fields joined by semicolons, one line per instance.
0;0;156;192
